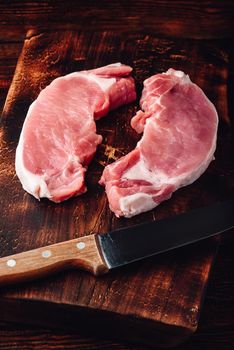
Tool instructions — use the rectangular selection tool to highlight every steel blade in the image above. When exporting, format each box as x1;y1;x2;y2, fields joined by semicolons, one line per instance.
96;199;234;269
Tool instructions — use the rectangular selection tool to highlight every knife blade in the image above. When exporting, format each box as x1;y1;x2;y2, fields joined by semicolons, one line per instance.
98;199;234;269
0;199;233;286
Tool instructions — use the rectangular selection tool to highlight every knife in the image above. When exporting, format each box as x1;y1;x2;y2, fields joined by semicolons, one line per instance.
0;199;233;286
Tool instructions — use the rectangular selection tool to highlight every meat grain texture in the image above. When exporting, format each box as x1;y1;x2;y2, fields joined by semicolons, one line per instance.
100;69;218;218
15;63;136;202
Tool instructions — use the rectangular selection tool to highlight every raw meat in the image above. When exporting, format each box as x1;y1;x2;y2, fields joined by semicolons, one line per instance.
100;69;218;218
16;63;136;202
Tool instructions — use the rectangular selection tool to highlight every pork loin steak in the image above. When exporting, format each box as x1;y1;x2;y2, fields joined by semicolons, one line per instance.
100;69;218;218
16;63;136;202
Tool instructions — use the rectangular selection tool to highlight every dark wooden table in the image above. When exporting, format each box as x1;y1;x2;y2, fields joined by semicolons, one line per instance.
0;2;234;349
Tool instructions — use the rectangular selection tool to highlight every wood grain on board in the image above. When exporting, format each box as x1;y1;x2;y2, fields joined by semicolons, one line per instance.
0;31;233;348
1;1;234;40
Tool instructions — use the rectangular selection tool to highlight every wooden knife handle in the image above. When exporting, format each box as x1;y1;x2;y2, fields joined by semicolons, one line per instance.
0;235;109;286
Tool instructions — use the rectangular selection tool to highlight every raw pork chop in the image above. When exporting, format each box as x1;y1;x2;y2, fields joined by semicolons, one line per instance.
100;69;218;217
16;63;136;202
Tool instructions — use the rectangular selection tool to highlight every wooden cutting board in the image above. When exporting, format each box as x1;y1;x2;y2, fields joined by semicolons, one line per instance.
0;30;232;348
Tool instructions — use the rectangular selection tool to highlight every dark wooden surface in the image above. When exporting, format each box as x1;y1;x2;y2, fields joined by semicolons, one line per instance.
0;2;234;349
0;0;234;40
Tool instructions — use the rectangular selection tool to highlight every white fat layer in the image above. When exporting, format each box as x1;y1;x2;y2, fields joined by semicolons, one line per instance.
107;62;122;67
123;157;169;185
165;68;191;84
119;193;157;218
15;133;51;200
87;74;116;92
15;101;52;200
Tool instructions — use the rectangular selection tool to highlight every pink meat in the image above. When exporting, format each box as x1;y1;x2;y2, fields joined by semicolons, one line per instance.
16;63;136;202
100;69;218;218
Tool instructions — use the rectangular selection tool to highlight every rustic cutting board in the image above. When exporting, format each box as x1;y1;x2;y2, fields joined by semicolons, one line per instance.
0;31;233;348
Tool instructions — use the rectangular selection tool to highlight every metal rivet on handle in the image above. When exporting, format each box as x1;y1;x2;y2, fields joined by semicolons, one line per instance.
42;250;52;258
7;259;16;267
76;242;86;250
